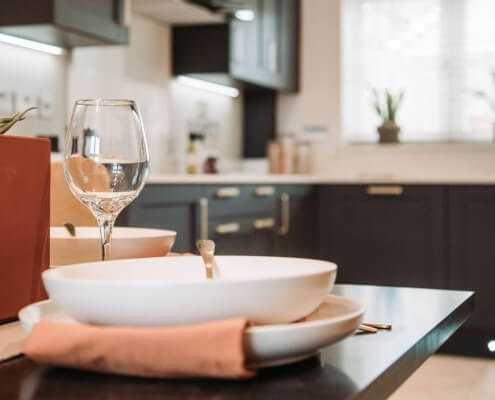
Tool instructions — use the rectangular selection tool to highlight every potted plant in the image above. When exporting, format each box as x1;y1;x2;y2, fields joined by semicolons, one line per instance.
472;70;495;138
0;107;38;134
0;106;51;321
372;89;404;143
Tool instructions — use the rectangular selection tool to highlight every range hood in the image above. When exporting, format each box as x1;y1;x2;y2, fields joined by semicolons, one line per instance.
0;0;129;48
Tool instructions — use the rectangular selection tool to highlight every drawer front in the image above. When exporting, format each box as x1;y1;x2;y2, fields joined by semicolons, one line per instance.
139;185;202;205
205;185;277;217
126;203;196;253
277;184;314;198
208;214;277;238
208;215;276;256
124;185;202;253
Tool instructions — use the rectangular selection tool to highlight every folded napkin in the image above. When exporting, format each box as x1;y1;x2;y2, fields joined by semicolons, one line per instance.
24;318;255;379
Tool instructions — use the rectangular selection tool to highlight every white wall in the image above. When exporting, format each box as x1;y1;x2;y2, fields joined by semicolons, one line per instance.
277;0;341;169
0;42;67;140
168;81;242;172
67;15;170;173
67;14;242;174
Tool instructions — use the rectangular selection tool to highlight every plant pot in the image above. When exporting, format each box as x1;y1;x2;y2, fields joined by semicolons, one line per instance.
0;135;50;321
377;123;400;144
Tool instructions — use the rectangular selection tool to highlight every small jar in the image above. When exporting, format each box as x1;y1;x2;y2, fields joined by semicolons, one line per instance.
203;156;218;174
267;140;281;174
279;136;295;174
295;141;311;174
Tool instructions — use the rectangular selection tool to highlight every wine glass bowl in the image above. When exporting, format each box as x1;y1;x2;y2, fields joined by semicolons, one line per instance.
63;99;150;260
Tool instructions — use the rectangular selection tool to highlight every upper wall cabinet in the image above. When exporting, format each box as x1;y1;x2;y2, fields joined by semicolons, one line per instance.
177;0;299;92
0;0;129;48
229;0;299;92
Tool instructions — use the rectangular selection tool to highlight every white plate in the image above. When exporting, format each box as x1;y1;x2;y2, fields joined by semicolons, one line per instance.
42;256;337;326
19;294;363;368
50;227;176;266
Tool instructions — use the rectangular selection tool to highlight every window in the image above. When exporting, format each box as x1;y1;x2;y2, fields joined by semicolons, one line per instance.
341;0;495;142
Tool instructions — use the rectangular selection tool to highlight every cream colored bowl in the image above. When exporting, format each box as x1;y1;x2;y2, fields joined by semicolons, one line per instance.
50;227;176;266
42;256;337;326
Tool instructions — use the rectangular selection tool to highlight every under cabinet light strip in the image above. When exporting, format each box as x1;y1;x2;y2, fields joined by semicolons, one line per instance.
0;33;66;55
176;75;239;98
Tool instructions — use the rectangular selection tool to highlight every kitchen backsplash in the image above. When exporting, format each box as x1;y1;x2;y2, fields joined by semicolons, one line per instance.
69;14;242;174
1;14;242;174
0;41;66;141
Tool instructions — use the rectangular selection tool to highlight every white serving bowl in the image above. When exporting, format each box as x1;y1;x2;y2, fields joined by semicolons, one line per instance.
50;227;176;266
42;256;337;326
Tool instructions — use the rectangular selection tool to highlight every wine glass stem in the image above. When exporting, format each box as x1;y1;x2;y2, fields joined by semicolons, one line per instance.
98;218;115;261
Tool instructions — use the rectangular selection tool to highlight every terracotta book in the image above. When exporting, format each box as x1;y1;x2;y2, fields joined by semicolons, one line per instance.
0;135;50;322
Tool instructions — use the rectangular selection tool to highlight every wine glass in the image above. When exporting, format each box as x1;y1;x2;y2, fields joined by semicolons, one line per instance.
63;99;150;260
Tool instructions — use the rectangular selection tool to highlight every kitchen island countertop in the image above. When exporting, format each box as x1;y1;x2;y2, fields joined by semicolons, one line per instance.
0;284;473;400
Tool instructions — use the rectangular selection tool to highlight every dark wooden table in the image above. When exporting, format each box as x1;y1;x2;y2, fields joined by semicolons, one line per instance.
0;284;473;400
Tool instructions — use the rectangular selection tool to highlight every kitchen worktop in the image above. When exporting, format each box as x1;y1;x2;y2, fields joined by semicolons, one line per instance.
147;172;495;185
0;285;473;400
147;173;321;184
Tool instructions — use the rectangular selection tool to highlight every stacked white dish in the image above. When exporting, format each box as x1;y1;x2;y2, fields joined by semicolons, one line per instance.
20;256;364;367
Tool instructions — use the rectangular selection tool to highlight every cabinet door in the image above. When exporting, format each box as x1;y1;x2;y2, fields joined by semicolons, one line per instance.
229;0;299;91
448;187;495;332
56;0;129;45
257;0;299;91
119;185;202;253
275;186;316;258
318;185;446;289
0;0;129;47
229;0;260;83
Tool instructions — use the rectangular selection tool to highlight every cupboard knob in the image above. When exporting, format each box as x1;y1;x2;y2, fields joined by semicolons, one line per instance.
253;186;275;197
216;222;241;235
216;187;240;198
253;218;275;230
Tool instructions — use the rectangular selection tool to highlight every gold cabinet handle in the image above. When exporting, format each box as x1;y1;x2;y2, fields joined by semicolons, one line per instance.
279;193;290;235
253;186;275;197
216;222;240;235
253;217;275;230
216;187;240;198
199;197;208;240
366;185;403;196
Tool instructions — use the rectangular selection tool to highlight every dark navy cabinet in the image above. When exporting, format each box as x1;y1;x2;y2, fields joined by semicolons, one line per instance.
204;185;277;256
445;186;495;357
275;185;316;258
318;185;447;289
119;185;202;253
0;0;129;48
120;181;494;357
229;0;300;91
121;183;314;256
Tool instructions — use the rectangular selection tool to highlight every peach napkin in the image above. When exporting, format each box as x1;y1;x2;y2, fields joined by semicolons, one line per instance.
24;318;255;379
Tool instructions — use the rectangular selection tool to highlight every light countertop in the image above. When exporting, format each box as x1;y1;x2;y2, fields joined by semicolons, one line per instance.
147;174;322;185
147;172;495;185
